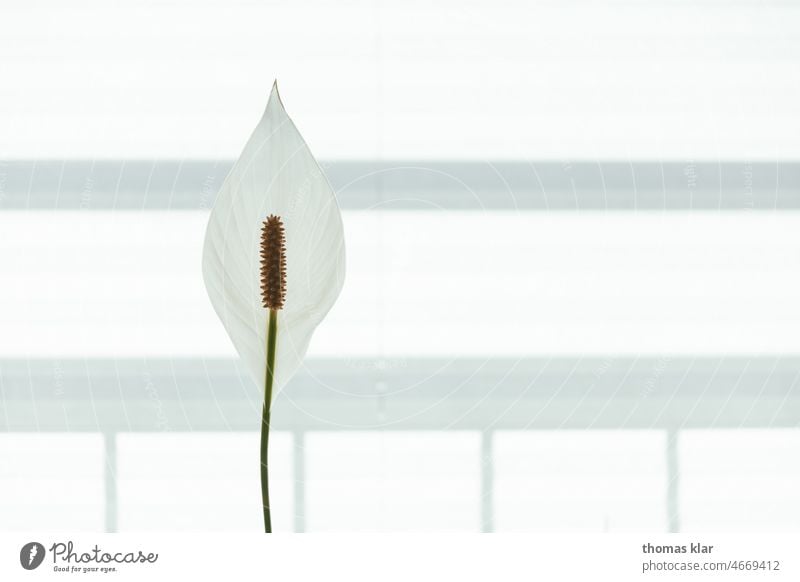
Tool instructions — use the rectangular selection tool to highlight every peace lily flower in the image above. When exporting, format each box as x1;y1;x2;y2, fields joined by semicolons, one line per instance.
201;82;346;532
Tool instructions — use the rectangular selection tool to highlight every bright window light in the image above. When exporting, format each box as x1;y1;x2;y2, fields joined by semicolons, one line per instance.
0;433;105;531
679;429;800;532
2;211;800;358
305;431;481;531
116;432;294;531
1;1;798;159
493;430;667;531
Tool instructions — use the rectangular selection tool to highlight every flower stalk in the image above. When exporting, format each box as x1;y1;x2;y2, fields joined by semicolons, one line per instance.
260;308;277;532
259;215;286;533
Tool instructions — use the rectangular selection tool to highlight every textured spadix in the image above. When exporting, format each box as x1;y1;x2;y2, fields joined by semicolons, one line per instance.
202;82;346;393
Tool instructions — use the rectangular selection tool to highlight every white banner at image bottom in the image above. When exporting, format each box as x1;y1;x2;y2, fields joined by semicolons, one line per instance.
0;533;796;581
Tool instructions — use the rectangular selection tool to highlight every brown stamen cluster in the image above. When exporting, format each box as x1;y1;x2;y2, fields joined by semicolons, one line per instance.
260;215;286;310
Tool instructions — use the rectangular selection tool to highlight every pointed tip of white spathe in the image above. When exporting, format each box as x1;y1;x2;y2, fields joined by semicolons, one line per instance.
266;79;283;113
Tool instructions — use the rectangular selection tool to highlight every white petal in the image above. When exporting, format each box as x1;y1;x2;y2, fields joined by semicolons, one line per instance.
201;81;346;394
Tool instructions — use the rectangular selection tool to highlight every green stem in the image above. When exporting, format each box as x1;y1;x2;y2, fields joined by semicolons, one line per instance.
261;308;278;533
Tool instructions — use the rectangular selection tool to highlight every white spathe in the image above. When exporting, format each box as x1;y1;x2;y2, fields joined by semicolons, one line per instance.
202;82;346;394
